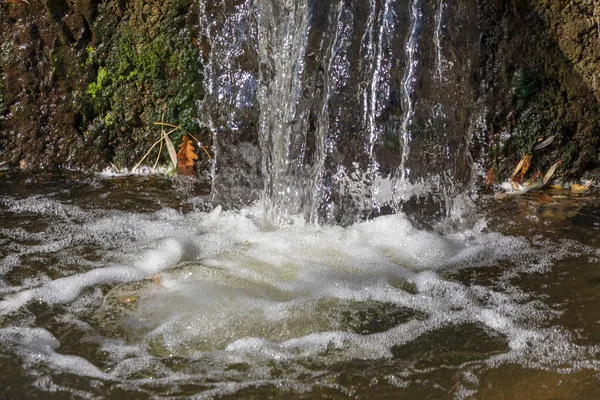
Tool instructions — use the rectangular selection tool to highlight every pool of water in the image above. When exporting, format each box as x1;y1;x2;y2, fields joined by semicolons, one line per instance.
1;172;599;399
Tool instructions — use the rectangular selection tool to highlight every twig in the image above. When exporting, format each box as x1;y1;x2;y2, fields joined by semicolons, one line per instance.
109;162;121;174
153;109;167;173
132;127;177;172
152;133;164;172
153;122;213;159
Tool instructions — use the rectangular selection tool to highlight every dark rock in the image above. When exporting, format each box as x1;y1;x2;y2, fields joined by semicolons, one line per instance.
0;0;203;171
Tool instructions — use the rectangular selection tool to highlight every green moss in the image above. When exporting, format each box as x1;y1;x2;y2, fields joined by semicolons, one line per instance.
85;45;96;66
104;112;116;127
50;46;80;80
0;41;13;66
86;66;109;100
562;141;578;166
512;68;540;103
81;0;203;167
513;105;547;153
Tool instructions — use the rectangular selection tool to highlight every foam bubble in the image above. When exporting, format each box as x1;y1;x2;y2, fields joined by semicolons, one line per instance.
1;193;596;397
0;327;109;379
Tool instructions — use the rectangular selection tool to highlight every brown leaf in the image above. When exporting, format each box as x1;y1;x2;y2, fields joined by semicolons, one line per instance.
510;154;532;183
570;181;593;193
119;295;136;306
518;154;532;182
485;167;495;189
510;156;525;182
543;162;560;186
164;130;178;169
177;135;198;176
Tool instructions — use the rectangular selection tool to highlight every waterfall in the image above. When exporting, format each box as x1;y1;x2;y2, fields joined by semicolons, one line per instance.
256;0;311;226
394;0;422;204
198;0;478;229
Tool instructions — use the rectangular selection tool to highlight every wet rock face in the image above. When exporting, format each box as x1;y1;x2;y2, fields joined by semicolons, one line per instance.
0;0;598;185
0;0;202;171
0;0;98;169
476;0;600;183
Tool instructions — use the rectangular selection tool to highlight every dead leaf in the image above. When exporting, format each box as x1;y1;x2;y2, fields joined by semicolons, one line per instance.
119;295;137;305
160;111;177;168
533;135;555;151
543;162;560;186
518;154;532;182
510;155;531;183
570;181;593;193
151;273;162;286
177;135;198;176
510;181;526;192
485;167;495;189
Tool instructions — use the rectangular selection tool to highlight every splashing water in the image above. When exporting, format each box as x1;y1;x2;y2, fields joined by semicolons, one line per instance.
1;177;600;398
3;0;600;398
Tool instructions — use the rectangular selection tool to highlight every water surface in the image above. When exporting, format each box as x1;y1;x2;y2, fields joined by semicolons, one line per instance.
1;173;599;399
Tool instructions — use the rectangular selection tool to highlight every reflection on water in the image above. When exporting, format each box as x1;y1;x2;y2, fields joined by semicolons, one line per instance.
0;173;599;399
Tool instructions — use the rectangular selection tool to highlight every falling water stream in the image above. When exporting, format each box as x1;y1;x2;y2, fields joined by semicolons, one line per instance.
202;0;478;228
2;1;600;399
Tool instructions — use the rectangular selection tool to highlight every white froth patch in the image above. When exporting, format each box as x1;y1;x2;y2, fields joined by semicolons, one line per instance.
2;196;578;387
0;327;110;379
97;165;174;177
0;203;525;327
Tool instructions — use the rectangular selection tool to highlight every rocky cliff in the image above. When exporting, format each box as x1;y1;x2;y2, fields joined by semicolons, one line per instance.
0;0;598;183
0;0;203;171
477;0;600;182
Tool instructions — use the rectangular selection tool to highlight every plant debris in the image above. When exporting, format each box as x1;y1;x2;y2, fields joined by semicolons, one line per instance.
533;135;555;151
177;135;199;176
542;161;560;186
570;181;593;193
130;120;212;176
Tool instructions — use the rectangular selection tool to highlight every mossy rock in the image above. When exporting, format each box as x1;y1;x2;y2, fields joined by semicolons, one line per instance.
0;0;202;171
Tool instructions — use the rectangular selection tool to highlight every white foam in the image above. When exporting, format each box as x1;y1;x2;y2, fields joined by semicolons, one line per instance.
0;327;110;379
1;194;594;395
97;165;175;177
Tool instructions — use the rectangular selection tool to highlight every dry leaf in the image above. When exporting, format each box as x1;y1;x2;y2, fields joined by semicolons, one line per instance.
510;155;532;183
177;135;198;176
533;135;555;151
485;167;496;189
164;130;178;168
518;154;532;182
510;181;526;192
151;273;162;286
119;295;137;306
570;181;593;193
543;162;560;186
510;156;527;182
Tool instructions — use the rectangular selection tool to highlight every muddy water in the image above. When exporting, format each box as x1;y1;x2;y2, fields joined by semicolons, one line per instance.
1;173;599;399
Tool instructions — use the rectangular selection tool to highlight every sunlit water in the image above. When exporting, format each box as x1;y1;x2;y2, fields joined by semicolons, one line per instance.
1;173;600;398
